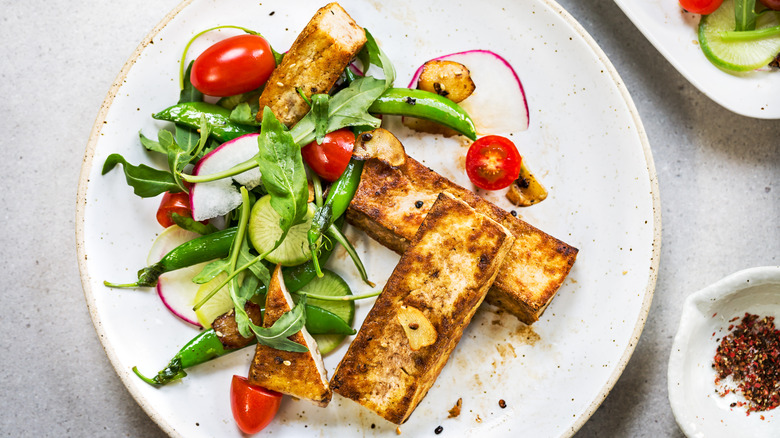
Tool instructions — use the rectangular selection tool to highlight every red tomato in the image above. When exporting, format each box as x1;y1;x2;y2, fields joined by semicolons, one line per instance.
679;0;724;14
156;191;193;228
759;0;780;10
301;129;355;181
230;375;282;434
191;34;276;97
465;135;522;191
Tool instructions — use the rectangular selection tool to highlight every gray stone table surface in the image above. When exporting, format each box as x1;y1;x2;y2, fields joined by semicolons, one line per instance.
0;0;776;437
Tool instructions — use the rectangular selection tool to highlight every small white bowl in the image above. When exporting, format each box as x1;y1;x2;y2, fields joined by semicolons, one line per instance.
668;266;780;438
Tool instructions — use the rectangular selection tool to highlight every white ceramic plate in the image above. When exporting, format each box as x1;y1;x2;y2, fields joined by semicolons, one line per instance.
668;266;780;438
76;0;660;436
613;0;780;119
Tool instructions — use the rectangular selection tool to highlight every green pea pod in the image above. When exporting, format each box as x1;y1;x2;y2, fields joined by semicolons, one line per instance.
369;88;477;140
133;303;352;386
104;227;238;288
153;102;257;142
307;160;364;277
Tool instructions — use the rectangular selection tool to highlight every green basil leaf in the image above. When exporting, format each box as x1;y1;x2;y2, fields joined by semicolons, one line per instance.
311;94;330;143
139;131;166;154
179;61;204;104
735;0;757;32
102;153;181;197
256;107;309;232
229;102;262;126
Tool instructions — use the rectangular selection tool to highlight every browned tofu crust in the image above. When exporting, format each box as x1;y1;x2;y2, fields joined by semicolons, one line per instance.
256;2;367;127
212;302;263;350
248;265;331;406
347;138;578;324
331;192;515;424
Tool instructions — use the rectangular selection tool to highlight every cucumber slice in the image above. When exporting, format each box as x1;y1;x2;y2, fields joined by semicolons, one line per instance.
248;195;315;266
294;270;355;355
699;0;780;72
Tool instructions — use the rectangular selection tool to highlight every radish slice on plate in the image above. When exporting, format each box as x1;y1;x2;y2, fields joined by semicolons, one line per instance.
408;50;529;134
190;133;262;221
147;225;209;327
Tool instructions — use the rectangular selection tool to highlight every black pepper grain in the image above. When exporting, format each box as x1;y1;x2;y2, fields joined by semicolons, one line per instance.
499;399;507;408
510;210;518;217
404;96;417;105
362;133;373;142
415;201;424;208
434;426;443;434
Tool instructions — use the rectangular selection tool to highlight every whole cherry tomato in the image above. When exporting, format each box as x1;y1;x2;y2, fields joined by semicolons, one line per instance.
465;135;522;191
230;375;282;434
759;0;780;10
301;129;355;181
678;0;724;14
156;191;193;228
191;34;276;97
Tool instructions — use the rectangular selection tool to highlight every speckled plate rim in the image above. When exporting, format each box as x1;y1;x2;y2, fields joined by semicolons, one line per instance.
75;1;661;436
667;266;780;437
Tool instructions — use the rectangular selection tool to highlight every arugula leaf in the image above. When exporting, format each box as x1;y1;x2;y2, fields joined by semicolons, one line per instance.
193;259;230;284
311;94;330;143
255;107;310;233
179;61;204;104
139;131;166;154
242;295;309;353
237;238;271;286
161;130;188;192
735;0;757;32
229;102;262;126
102;153;181;197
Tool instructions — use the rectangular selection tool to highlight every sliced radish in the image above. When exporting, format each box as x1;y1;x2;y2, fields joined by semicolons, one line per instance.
190;133;262;221
408;50;529;134
147;225;208;327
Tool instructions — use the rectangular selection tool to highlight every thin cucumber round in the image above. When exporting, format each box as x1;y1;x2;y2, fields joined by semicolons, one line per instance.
295;269;355;355
699;0;780;72
248;195;315;266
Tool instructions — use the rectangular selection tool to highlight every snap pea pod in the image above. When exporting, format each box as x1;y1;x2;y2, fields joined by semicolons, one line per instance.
308;160;364;277
133;303;354;386
152;102;257;143
369;88;477;140
104;227;238;288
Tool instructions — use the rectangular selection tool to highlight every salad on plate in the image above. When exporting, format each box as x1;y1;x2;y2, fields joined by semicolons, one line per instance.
100;2;577;434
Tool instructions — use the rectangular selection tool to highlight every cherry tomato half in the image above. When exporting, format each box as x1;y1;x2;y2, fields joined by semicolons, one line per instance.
760;0;780;10
465;135;522;191
230;375;282;435
301;129;356;181
678;0;724;14
156;191;193;228
191;34;276;97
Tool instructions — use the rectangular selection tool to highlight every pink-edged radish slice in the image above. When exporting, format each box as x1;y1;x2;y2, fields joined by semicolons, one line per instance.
408;50;529;134
190;133;262;221
147;225;208;327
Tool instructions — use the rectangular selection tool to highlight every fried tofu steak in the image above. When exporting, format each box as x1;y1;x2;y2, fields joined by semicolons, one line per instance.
331;192;515;424
256;2;367;127
347;129;578;324
248;265;331;407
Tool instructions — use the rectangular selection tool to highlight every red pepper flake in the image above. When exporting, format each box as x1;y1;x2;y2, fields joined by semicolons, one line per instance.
713;313;780;413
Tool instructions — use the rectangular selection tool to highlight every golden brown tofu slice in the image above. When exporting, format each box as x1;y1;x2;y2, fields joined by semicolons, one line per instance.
331;192;515;424
346;129;578;324
256;2;367;127
248;265;331;407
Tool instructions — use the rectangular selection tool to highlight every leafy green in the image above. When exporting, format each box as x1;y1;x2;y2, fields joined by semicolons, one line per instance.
735;0;758;32
179;61;204;104
311;94;330;143
139;131;166;154
229;102;261;126
255;107;310;234
171;213;218;235
102;154;181;197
